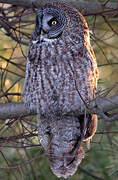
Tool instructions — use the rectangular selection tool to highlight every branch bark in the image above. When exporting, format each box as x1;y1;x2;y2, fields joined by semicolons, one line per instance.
0;102;36;120
0;0;117;15
0;95;118;120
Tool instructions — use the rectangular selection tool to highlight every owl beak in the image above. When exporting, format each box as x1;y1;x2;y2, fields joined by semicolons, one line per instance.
40;29;46;35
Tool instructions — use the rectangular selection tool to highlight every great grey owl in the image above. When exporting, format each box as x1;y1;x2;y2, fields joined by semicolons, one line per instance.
23;1;98;178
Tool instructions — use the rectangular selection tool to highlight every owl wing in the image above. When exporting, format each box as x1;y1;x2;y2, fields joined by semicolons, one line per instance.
82;44;98;148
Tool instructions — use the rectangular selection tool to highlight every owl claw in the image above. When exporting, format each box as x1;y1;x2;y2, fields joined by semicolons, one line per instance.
39;135;49;150
32;40;39;44
86;139;91;150
83;136;92;150
38;119;51;150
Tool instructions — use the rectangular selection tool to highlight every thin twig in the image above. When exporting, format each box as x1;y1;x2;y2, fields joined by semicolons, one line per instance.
78;166;105;180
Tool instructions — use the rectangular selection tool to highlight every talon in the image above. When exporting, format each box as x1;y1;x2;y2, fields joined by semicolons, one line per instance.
86;139;90;150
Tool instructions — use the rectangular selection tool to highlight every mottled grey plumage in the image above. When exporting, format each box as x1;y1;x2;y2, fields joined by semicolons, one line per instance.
23;2;98;178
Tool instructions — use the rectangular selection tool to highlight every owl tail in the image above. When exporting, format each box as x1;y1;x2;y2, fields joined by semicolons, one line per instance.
49;141;85;179
47;115;86;179
38;114;97;178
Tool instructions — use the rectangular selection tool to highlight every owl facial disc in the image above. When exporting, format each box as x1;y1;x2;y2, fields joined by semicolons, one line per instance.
33;6;67;42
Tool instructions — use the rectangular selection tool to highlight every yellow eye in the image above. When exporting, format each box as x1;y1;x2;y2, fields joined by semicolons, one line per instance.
51;20;57;25
48;18;58;26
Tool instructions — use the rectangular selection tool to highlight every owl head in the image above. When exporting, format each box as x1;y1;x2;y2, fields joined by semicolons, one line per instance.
32;2;89;44
35;6;67;40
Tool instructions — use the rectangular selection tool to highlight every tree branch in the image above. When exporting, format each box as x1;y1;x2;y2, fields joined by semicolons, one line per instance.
0;102;36;120
0;0;117;16
0;95;118;120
